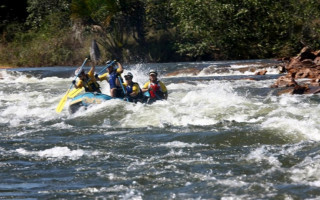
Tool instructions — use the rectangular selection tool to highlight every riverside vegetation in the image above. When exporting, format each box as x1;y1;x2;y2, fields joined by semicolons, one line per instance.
1;0;320;67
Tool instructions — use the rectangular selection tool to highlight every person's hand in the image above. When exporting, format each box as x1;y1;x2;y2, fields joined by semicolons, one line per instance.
94;74;99;79
123;93;128;100
72;80;76;85
86;54;91;61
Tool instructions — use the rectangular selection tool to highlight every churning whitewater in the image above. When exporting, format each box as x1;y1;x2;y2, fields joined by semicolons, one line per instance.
1;60;320;199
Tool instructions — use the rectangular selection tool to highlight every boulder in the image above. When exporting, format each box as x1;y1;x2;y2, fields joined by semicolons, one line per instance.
271;75;297;88
255;69;267;75
314;57;320;65
166;68;201;76
295;68;312;79
273;47;320;94
295;46;316;61
291;85;309;94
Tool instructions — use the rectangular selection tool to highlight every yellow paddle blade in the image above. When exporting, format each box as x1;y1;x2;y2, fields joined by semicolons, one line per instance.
55;89;70;113
68;88;84;98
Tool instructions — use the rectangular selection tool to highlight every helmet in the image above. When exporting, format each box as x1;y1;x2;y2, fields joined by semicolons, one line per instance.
124;72;133;78
106;60;115;68
75;67;85;76
149;69;158;76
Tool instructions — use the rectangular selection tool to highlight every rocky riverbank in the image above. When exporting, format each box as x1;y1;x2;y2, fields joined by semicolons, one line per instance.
0;66;15;69
271;47;320;95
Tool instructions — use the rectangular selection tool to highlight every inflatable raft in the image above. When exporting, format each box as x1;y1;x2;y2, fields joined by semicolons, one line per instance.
68;92;153;114
69;92;115;114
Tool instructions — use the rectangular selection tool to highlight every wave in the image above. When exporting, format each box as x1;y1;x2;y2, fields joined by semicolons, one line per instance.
1;60;319;143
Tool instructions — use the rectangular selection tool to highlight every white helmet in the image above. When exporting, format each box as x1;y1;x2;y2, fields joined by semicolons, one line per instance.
149;69;158;76
124;72;133;78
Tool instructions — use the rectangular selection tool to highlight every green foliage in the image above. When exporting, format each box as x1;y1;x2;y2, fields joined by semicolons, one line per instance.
71;0;150;61
71;0;119;25
145;0;174;31
171;0;320;60
0;0;28;34
0;9;84;66
1;0;320;66
27;0;71;29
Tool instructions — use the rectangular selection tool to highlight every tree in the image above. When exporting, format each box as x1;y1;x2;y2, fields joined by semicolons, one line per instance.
0;0;28;40
26;0;71;29
71;0;148;61
171;0;320;60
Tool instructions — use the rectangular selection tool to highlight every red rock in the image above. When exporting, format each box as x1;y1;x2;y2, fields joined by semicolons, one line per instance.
286;58;304;71
291;85;309;94
271;75;297;88
255;70;267;75
314;50;320;57
296;46;316;61
166;68;201;76
272;47;320;94
301;59;315;67
314;57;320;65
295;68;312;79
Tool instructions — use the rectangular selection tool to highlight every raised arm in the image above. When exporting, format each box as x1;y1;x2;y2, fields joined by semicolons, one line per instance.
89;63;96;75
116;62;123;73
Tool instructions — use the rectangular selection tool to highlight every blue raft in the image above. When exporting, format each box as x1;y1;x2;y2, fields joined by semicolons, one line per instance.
68;92;152;114
69;92;114;114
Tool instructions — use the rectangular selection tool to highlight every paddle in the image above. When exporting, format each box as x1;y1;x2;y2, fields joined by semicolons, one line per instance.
67;60;117;99
68;88;84;98
67;40;102;99
55;58;88;113
97;60;116;75
118;76;129;102
90;39;100;64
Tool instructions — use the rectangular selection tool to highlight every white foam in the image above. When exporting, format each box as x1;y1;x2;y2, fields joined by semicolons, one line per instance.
159;141;208;148
118;80;247;127
245;146;281;167
2;65;319;144
290;155;320;186
16;147;88;160
120;189;143;200
261;94;320;141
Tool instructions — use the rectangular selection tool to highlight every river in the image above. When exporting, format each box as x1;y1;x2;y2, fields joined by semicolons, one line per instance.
1;60;320;199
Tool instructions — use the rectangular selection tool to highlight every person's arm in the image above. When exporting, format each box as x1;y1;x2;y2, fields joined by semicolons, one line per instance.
141;82;149;93
88;65;99;82
91;63;96;72
116;62;123;73
98;73;109;81
88;63;95;77
130;84;139;97
159;81;168;100
73;80;83;89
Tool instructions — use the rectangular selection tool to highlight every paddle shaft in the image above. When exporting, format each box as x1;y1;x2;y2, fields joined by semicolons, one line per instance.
56;58;88;113
118;76;129;102
97;60;116;75
68;60;116;98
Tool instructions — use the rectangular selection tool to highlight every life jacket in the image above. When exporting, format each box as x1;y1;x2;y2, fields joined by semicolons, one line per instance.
109;70;123;89
148;81;163;99
83;75;101;93
126;82;142;99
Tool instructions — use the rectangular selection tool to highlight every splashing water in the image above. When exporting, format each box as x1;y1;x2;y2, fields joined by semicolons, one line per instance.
1;60;320;199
